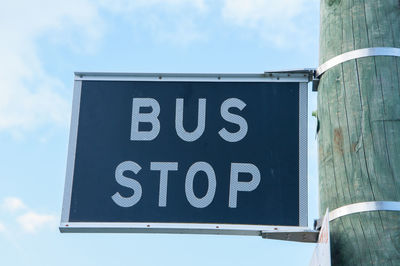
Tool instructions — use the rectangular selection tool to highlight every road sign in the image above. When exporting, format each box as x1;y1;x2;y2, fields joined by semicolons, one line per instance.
60;72;309;235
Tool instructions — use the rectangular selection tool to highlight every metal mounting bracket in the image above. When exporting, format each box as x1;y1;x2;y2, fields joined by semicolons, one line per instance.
262;230;319;243
329;201;400;221
313;47;400;91
263;69;316;82
314;201;400;226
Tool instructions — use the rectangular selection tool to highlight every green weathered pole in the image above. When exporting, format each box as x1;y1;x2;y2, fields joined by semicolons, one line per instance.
318;0;400;265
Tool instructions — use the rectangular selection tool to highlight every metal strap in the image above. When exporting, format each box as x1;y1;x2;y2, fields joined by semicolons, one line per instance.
329;201;400;221
316;47;400;77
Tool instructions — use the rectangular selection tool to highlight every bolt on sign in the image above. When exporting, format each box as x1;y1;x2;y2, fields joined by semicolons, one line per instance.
60;72;308;235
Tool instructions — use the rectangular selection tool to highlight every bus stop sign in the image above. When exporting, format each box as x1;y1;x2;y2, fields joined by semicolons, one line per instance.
60;72;308;235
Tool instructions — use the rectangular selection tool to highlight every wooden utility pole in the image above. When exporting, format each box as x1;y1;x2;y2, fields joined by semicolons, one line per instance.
318;0;400;264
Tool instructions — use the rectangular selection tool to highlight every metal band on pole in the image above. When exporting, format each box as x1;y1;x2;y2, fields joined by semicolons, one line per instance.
316;47;400;77
329;201;400;221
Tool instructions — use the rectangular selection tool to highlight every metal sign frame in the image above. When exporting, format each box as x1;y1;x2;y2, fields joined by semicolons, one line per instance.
60;72;309;236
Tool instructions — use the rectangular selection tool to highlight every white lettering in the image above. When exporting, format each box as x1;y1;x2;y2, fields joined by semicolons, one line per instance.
218;98;248;142
175;98;206;142
150;162;178;207
112;161;142;207
229;163;260;208
130;98;160;141
185;162;216;208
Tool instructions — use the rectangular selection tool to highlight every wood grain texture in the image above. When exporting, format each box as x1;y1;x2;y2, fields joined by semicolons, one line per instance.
318;0;400;264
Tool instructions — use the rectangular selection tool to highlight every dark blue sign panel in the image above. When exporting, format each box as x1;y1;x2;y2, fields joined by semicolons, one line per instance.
61;73;308;235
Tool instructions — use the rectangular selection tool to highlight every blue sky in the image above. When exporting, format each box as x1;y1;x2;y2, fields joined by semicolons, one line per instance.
0;0;320;265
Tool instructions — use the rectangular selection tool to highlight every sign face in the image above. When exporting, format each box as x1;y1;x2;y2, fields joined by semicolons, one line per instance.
60;73;308;235
310;209;331;266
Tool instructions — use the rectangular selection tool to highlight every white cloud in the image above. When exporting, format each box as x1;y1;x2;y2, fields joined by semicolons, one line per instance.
0;0;103;136
17;211;57;233
223;0;303;26
222;0;319;48
0;222;6;233
99;0;207;46
145;15;206;46
99;0;207;13
2;197;26;212
1;197;56;234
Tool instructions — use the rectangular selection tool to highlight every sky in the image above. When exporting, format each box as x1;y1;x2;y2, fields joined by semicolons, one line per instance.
0;0;320;265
